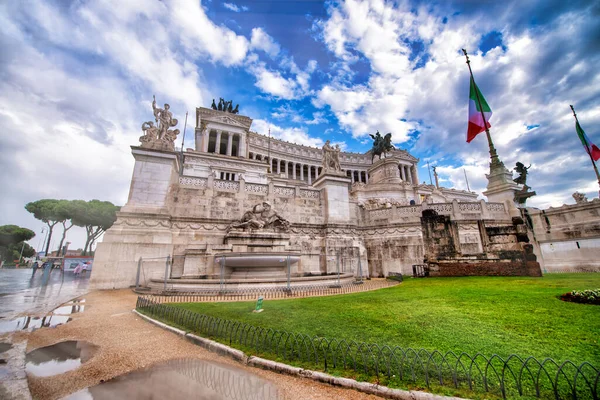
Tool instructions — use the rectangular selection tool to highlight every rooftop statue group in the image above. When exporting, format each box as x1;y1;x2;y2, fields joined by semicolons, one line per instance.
370;131;395;163
139;95;180;151
322;140;342;173
211;98;239;114
228;202;290;232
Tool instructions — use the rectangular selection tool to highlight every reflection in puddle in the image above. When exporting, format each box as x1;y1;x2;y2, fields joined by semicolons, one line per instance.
0;315;72;333
0;343;12;353
26;341;98;377
52;301;85;315
63;358;281;400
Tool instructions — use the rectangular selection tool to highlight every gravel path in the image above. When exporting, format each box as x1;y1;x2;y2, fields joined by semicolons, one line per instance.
24;289;387;400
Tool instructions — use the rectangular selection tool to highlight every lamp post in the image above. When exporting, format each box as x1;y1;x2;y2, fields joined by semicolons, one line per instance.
36;228;46;256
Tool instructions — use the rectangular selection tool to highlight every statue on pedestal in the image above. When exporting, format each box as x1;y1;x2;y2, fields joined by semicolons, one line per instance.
322;140;342;173
138;95;180;151
513;162;530;186
572;192;588;204
370;131;395;163
513;161;536;206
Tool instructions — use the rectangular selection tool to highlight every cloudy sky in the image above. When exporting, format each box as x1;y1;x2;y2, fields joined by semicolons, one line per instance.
1;0;599;251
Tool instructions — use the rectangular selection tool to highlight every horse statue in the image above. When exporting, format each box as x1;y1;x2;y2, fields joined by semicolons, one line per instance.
370;131;395;163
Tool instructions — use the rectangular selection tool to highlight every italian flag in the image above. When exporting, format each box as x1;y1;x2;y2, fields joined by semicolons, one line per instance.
467;77;492;143
576;120;600;161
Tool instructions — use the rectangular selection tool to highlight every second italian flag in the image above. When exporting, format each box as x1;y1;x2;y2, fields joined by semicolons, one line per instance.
467;77;492;143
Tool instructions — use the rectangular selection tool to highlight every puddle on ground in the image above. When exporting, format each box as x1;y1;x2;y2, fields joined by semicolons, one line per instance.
0;315;71;333
63;358;281;400
52;300;86;315
0;343;12;353
26;341;98;377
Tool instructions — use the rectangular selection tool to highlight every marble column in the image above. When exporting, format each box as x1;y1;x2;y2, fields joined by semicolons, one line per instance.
365;172;369;184
215;130;222;154
203;130;210;152
292;163;297;180
411;166;418;184
308;166;312;185
276;159;280;174
399;165;405;180
226;133;233;156
300;164;305;181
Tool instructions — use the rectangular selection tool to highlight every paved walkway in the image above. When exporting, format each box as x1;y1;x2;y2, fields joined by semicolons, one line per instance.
22;289;386;400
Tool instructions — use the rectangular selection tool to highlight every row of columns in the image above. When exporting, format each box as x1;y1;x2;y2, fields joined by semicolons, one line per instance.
347;170;369;184
248;153;417;186
399;164;417;184
250;153;373;185
203;130;239;157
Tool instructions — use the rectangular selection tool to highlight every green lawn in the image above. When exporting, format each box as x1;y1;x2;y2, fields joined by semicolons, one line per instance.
174;274;600;364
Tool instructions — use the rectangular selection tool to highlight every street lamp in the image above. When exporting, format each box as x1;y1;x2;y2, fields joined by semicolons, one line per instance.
36;228;47;258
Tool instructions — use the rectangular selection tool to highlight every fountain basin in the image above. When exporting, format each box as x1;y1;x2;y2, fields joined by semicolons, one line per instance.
214;252;300;268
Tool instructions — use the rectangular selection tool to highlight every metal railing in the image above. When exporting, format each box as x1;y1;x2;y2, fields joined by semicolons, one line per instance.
139;280;398;302
412;264;430;278
136;297;599;400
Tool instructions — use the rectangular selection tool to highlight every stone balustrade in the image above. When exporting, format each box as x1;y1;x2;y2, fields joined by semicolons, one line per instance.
363;200;509;225
178;176;321;200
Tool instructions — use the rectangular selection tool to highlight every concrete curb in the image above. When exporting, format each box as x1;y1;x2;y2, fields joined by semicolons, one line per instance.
132;310;463;400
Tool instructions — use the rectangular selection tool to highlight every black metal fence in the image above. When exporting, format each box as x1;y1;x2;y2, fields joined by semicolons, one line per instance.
142;280;398;302
136;297;599;400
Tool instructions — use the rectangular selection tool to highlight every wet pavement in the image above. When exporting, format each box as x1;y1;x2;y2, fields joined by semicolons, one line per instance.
0;268;90;400
63;358;282;400
0;268;89;320
26;341;98;378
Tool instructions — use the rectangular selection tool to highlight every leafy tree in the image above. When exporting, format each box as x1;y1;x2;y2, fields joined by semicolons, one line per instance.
54;200;78;256
0;225;35;247
71;200;120;255
0;225;35;262
25;199;61;256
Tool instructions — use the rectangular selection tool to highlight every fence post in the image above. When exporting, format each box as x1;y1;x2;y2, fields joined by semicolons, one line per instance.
163;255;171;291
135;257;142;289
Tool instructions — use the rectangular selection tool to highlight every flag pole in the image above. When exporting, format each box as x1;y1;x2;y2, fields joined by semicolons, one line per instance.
570;105;600;196
463;168;471;191
427;161;433;185
462;49;501;167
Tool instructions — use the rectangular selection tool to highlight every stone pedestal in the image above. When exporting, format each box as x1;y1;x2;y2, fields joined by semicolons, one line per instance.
367;158;403;184
121;147;180;214
91;147;180;289
224;230;291;252
313;172;352;224
483;160;521;217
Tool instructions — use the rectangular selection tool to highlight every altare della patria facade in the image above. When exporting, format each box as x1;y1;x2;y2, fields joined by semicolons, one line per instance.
90;98;600;291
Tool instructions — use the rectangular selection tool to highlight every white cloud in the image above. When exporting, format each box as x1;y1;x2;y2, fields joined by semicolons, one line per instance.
224;2;249;13
251;66;298;99
271;105;328;125
252;120;325;148
250;28;280;57
170;0;249;66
